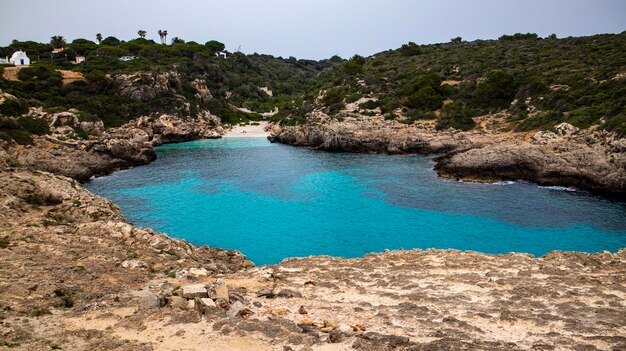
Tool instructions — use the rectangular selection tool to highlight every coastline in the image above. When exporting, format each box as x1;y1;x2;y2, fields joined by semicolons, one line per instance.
1;115;626;350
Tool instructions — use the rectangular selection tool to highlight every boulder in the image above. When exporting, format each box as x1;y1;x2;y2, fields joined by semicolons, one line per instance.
197;298;216;309
167;296;187;309
227;301;244;318
210;278;229;301
182;284;208;299
188;267;209;278
554;122;579;136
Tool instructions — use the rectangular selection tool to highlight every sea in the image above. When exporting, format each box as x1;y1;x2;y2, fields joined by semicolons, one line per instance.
84;137;626;265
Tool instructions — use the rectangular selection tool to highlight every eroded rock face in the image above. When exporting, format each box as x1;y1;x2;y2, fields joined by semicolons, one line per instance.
435;136;626;195
269;113;465;154
270;112;626;195
3;111;223;181
114;71;182;101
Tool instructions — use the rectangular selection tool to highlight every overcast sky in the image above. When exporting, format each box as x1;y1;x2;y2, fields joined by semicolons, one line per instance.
0;0;624;59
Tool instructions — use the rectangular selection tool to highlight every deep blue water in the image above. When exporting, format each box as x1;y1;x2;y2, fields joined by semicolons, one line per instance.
85;137;626;265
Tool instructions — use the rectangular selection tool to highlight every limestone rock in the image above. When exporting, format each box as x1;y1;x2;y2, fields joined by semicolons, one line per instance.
227;301;244;318
182;285;208;299
167;296;187;309
188;267;209;278
197;298;217;309
211;279;229;302
554;122;579;136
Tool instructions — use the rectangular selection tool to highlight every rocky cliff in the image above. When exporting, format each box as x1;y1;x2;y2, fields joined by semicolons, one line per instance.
269;112;626;196
5;110;223;182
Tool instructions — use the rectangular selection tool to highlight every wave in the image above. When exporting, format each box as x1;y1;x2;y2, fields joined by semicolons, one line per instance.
493;181;516;186
539;185;577;192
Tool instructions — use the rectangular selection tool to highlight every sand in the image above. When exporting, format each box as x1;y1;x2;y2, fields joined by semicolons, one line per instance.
223;121;270;138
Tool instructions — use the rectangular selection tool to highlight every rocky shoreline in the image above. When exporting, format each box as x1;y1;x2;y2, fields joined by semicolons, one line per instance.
268;112;626;196
1;112;625;350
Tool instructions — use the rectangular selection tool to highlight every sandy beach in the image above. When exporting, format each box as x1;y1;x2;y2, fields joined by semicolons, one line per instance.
223;121;271;138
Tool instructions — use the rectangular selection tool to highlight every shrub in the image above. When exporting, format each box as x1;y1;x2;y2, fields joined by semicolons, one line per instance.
400;42;421;56
405;86;444;110
359;100;379;110
436;103;475;130
344;55;365;75
17;116;50;135
0;98;28;116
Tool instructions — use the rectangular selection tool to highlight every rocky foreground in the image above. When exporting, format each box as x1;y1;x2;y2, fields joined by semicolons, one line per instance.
1;108;625;350
0;166;625;350
269;111;626;196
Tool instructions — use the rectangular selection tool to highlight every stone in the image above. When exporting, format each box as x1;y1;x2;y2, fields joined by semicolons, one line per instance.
328;330;345;343
212;279;229;302
187;299;195;309
300;318;315;326
182;284;208;299
273;309;288;316
554;122;579;136
323;320;339;329
167;296;187;310
337;324;353;334
256;287;275;298
227;301;244;318
298;305;308;314
121;259;146;269
276;288;302;298
215;298;230;309
188;267;209;278
138;295;160;310
229;291;245;304
198;298;217;309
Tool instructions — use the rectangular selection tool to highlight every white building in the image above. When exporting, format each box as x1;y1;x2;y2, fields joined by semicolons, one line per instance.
10;50;30;66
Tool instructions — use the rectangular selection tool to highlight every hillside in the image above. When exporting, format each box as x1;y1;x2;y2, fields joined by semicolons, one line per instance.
1;32;625;147
281;32;626;136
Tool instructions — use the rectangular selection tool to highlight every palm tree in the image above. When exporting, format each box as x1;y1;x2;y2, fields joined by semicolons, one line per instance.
138;30;147;39
96;33;103;44
162;30;168;45
158;30;164;44
50;35;67;49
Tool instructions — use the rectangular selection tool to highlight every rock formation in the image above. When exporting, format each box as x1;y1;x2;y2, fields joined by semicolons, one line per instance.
270;112;626;196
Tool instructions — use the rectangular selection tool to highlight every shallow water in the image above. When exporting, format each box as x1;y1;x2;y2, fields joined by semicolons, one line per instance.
85;137;626;265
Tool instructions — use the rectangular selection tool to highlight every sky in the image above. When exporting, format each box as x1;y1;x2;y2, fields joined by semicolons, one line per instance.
0;0;624;59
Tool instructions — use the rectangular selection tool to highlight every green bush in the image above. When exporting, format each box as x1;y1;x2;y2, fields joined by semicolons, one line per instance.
399;42;421;56
17;116;50;135
436;103;475;130
344;55;365;75
359;100;379;110
0;98;28;116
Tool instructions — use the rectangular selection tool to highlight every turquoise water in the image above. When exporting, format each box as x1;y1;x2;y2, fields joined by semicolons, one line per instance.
85;137;626;265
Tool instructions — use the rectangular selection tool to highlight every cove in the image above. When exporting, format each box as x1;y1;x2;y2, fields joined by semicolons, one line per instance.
85;137;626;265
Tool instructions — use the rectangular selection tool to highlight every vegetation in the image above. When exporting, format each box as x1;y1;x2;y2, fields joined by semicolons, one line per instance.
0;32;624;136
280;32;625;135
0;36;341;131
